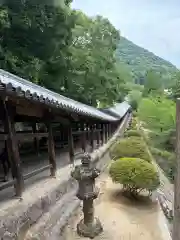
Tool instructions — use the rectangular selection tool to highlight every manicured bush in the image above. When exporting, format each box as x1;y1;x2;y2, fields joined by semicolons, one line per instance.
111;136;152;162
109;157;160;195
124;129;142;138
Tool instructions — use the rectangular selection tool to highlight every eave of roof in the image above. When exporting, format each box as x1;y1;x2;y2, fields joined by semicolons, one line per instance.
0;69;118;122
102;101;131;119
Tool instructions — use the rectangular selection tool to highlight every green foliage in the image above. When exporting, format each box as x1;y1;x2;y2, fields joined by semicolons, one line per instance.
150;147;175;160
150;147;175;182
171;71;180;100
0;0;74;88
143;70;163;96
138;97;175;134
124;129;142;138
130;117;137;129
116;36;178;86
127;89;142;110
137;95;176;180
109;157;160;194
0;2;131;107
111;137;152;162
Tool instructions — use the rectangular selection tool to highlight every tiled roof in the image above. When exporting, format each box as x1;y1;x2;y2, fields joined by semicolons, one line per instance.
0;69;119;121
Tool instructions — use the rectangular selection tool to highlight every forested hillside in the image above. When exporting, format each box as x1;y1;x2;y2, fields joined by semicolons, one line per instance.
116;37;178;86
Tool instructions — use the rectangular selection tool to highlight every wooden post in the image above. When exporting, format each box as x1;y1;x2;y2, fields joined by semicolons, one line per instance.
32;122;40;155
102;124;106;143
173;99;180;240
96;124;100;146
3;100;24;197
81;123;86;152
47;122;56;177
100;123;103;144
105;124;108;142
109;123;111;138
107;124;109;140
90;124;95;151
68;125;74;164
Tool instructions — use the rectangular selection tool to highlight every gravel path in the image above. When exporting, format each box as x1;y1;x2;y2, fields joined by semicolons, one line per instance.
64;173;171;240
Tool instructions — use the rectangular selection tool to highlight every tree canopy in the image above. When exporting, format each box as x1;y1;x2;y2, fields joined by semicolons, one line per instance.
0;1;131;107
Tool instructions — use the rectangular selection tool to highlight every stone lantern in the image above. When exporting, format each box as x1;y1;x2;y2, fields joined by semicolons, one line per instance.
71;152;103;238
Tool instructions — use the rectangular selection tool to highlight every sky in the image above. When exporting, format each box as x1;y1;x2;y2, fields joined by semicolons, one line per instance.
71;0;180;68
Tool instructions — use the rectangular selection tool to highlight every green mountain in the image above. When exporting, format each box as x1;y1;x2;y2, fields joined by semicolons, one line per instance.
116;37;178;86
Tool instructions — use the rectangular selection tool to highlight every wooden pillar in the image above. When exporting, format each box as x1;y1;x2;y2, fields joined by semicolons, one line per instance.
90;123;95;151
100;123;104;144
107;124;109;140
103;124;106;143
68;125;74;164
3;100;24;197
46;122;56;177
173;99;180;240
108;123;111;138
81;123;86;152
96;123;100;146
86;124;90;145
32;122;40;155
109;123;112;137
105;124;108;142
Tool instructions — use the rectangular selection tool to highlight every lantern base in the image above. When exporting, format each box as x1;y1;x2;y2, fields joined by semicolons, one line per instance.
77;217;103;239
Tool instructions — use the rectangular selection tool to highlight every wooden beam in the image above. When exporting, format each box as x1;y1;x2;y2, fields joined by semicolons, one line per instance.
16;104;43;118
46;122;56;177
3;100;24;197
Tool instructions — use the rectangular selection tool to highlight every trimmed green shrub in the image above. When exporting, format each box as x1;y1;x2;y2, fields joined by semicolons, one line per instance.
109;157;160;194
111;136;152;162
124;129;142;138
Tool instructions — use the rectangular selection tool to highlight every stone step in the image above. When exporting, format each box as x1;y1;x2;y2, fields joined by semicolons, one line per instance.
24;190;80;240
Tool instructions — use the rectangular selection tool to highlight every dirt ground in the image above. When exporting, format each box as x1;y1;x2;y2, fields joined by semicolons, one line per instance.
64;173;171;240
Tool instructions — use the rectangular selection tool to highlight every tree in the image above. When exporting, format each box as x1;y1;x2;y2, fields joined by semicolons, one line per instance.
110;136;152;162
0;0;75;89
69;11;129;106
143;70;163;96
171;71;180;100
109;157;160;195
127;89;142;110
138;97;175;133
0;2;130;106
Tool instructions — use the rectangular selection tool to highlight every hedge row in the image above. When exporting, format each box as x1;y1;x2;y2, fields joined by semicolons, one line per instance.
109;117;160;196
